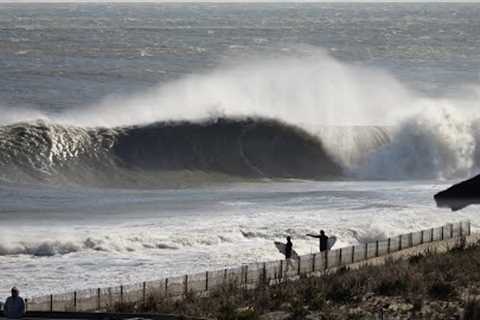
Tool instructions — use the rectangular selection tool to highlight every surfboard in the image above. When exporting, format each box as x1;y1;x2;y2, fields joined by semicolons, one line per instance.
327;236;337;250
274;241;299;259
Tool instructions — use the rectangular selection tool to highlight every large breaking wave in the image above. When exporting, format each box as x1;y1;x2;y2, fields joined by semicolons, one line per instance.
0;118;343;186
1;50;480;185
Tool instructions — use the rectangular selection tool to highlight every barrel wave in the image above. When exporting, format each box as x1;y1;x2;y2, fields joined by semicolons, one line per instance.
0;118;342;186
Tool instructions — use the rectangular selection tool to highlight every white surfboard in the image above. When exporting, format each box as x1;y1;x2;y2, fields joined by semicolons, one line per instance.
327;236;337;250
274;241;299;259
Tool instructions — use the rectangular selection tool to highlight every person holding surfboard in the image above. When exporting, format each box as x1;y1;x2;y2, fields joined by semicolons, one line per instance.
274;237;299;259
307;230;329;252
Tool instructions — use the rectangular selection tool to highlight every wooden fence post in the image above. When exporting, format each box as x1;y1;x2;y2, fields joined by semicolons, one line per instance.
205;271;209;291
375;241;379;257
311;254;316;272
165;278;169;297
420;230;424;244
50;294;53;312
279;260;283;279
351;246;355;263
364;242;368;260
297;257;301;275
409;233;413;247
97;288;101;310
263;262;267;284
460;223;463;237
184;275;188;295
387;238;391;254
73;291;77;312
120;285;123;304
468;221;471;235
431;228;434;242
441;226;444;240
450;224;454;238
244;265;248;287
339;248;343;265
224;268;228;283
324;251;328;270
142;282;146;307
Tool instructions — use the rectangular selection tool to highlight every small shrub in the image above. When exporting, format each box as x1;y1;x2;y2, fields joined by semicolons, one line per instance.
408;253;424;265
217;299;238;320
413;297;423;312
288;298;309;320
301;281;317;304
112;301;137;312
427;279;456;300
449;236;467;253
373;277;408;296
464;299;480;320
336;266;349;275
270;283;295;309
309;293;326;311
251;287;273;313
142;293;175;313
347;310;367;320
183;289;197;303
237;308;260;320
326;283;353;303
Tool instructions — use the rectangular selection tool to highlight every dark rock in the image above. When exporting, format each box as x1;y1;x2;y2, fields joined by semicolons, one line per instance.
434;174;480;211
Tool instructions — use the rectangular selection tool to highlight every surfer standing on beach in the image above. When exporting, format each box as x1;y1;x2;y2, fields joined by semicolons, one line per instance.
284;236;295;272
307;230;329;252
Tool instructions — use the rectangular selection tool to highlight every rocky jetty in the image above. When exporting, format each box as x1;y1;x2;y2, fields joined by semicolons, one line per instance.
434;174;480;211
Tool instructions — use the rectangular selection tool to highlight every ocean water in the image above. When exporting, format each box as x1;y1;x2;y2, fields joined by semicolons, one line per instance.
1;3;480;298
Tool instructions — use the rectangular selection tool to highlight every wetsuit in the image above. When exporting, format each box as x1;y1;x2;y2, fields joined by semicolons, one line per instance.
319;235;329;252
307;234;329;252
285;241;292;259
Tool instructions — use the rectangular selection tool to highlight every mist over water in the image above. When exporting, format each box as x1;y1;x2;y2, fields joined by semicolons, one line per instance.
57;51;411;128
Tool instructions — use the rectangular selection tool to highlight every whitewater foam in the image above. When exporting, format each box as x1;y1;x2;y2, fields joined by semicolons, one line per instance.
356;104;479;180
55;50;412;129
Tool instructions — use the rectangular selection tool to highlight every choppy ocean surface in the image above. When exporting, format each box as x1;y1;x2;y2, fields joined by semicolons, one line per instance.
1;3;480;298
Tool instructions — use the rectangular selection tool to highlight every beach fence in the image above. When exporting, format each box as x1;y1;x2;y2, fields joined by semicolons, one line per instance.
26;221;471;312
